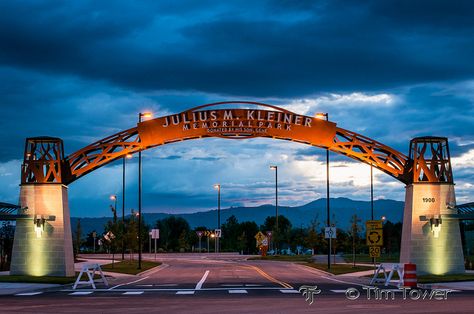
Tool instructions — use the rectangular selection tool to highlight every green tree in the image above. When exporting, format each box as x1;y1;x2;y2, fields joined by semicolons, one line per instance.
156;216;191;251
74;219;82;257
305;218;321;254
221;215;240;251
125;212;138;260
262;215;292;250
238;221;259;254
349;214;362;266
178;230;189;252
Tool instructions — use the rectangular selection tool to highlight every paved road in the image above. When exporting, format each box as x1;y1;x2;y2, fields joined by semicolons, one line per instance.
1;254;473;313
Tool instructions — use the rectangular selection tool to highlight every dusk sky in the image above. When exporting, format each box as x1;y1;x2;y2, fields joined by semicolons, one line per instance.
0;0;473;217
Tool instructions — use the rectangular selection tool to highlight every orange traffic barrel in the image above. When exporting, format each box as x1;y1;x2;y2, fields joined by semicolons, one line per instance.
403;263;417;288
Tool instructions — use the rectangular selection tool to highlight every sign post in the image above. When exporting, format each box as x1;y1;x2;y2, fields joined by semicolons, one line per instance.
325;227;337;265
151;229;159;260
366;220;383;269
196;231;203;253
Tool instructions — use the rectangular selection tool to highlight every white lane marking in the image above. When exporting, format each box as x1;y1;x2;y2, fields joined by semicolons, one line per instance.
123;291;144;295
195;270;210;290
109;276;150;290
15;292;43;296
229;289;247;294
245;284;262;287
221;284;245;287
137;285;153;287
176;291;195;295
280;289;300;294
69;291;93;295
331;290;347;293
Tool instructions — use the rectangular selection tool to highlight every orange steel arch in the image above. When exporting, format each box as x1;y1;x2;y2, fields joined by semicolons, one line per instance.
59;101;411;185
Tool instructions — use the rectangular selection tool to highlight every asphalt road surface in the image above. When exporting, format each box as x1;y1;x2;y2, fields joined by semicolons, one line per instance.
1;254;473;314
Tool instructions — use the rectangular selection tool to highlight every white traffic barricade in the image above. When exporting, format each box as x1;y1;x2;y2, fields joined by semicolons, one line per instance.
73;263;109;289
370;263;404;287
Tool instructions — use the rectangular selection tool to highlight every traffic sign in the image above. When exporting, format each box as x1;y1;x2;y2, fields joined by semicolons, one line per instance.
366;220;383;230
324;227;336;239
255;231;266;246
366;229;383;246
202;230;214;237
369;246;381;258
196;231;203;237
151;229;159;239
261;237;268;246
215;229;222;238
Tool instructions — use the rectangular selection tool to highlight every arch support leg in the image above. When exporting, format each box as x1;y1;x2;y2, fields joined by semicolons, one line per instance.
10;184;74;277
400;183;464;274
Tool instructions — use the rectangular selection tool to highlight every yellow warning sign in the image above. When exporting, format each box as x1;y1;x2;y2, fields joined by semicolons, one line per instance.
366;229;383;246
369;246;381;258
255;231;266;246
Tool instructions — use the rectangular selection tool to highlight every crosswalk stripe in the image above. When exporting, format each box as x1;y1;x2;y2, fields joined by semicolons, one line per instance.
15;292;43;296
176;291;195;295
69;291;93;295
280;289;300;294
229;289;247;294
123;291;144;295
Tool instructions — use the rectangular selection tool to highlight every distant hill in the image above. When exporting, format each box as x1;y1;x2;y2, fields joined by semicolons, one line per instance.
71;197;404;236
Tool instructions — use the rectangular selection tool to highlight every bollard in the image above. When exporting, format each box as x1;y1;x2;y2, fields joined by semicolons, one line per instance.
403;263;417;288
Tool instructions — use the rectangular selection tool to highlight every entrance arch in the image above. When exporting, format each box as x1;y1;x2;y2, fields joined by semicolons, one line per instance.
12;101;464;276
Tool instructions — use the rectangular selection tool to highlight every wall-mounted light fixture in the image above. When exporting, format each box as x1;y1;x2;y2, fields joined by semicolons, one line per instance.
34;215;45;238
419;215;443;238
430;216;442;238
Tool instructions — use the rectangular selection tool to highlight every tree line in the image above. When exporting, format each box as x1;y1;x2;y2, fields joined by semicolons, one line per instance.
74;212;403;257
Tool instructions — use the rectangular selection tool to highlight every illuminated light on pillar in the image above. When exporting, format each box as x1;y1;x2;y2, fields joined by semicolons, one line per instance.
34;216;44;238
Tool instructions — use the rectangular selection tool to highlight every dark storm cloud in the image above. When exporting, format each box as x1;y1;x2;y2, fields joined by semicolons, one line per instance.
0;1;473;97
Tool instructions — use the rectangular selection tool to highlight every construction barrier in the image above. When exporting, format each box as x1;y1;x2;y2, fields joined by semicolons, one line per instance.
73;263;109;289
403;263;417;288
370;263;404;287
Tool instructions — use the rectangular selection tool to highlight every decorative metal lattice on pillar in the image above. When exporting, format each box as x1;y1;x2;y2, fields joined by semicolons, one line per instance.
21;137;65;184
409;136;453;183
400;136;464;274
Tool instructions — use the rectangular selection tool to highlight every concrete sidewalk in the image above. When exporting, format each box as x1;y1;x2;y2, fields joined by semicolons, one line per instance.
0;258;136;295
0;282;61;295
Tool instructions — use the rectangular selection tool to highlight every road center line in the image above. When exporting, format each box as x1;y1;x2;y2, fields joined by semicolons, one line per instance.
195;270;210;290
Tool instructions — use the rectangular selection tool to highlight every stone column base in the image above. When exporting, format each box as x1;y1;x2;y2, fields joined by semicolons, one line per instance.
10;184;75;277
400;183;465;275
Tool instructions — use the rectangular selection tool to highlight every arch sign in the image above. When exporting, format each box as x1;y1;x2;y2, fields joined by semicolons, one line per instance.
12;101;465;277
138;102;337;150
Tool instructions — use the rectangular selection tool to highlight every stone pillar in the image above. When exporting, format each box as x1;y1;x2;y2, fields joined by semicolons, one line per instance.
10;184;75;277
400;183;465;275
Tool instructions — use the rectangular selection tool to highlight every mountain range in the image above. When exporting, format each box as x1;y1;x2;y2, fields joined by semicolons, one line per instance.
71;197;404;236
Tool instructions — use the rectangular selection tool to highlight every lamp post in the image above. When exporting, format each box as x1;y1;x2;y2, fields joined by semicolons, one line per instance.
371;165;374;220
269;165;278;252
316;112;330;270
213;184;221;253
138;112;152;269
110;195;117;223
122;153;133;260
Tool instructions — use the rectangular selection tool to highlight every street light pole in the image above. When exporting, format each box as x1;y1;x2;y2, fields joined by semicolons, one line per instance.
138;112;152;269
316;112;330;270
122;153;132;260
371;165;374;220
270;165;278;251
214;184;221;253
